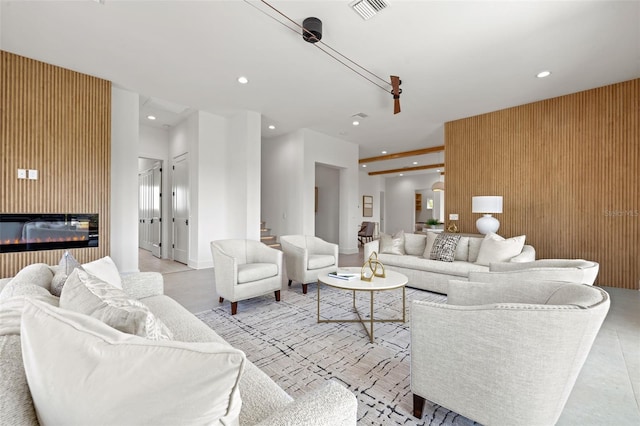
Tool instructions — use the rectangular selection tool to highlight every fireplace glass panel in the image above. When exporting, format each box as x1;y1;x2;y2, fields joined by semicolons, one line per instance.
0;214;99;253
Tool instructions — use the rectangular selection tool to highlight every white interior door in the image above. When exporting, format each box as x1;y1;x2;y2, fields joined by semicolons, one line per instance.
138;169;153;251
150;162;162;258
172;154;189;264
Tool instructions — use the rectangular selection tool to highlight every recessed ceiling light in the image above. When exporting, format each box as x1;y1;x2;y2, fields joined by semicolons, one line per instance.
381;150;387;154
237;76;249;84
413;161;418;165
268;125;275;130
536;70;551;78
436;169;441;172
362;164;367;168
399;173;404;177
352;121;360;126
147;115;156;120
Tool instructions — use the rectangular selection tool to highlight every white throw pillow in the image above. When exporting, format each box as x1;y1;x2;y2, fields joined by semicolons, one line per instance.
422;232;438;258
21;299;245;426
51;251;83;297
60;269;173;340
82;255;122;289
379;230;406;255
403;233;427;256
475;233;526;266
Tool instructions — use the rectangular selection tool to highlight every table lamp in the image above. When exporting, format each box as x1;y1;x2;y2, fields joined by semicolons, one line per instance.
472;196;503;234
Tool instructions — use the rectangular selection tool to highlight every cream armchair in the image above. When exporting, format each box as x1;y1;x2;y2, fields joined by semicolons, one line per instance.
411;279;610;426
280;235;339;294
210;239;283;315
469;258;600;285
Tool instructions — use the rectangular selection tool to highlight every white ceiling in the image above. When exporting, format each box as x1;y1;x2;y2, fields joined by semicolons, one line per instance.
1;0;638;176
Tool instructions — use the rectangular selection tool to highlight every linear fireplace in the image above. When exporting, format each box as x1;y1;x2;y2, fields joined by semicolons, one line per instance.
0;214;99;253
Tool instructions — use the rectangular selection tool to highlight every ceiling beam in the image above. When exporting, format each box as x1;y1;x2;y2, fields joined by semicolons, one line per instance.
368;163;445;176
359;145;445;164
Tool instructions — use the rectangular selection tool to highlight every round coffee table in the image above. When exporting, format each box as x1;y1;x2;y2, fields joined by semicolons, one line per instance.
317;267;408;343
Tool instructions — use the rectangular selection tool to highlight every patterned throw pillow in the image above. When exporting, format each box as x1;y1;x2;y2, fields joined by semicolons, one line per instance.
430;234;462;262
60;269;173;340
51;251;83;297
379;230;406;255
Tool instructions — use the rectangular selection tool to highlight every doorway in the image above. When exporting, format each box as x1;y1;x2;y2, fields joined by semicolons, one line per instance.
138;159;162;258
172;153;189;264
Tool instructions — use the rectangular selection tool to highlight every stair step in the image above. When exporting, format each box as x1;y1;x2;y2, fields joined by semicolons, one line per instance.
261;235;276;243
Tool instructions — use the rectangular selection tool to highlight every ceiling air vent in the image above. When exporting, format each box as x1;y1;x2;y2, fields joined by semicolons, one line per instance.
349;0;389;21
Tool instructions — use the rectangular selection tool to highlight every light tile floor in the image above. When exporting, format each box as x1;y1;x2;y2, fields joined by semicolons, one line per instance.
140;248;640;425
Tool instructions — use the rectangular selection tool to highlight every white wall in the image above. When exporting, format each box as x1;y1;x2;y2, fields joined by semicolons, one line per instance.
261;130;305;238
315;164;340;244
139;125;171;259
359;171;384;226
262;129;359;254
384;173;443;234
165;110;262;269
110;87;139;273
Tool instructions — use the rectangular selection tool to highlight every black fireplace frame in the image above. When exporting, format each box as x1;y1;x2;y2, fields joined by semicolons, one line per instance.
0;213;99;253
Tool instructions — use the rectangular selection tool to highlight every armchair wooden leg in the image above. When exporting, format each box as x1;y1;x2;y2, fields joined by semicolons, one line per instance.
219;297;224;303
230;302;238;315
275;290;281;301
413;394;426;418
288;279;292;287
302;283;308;294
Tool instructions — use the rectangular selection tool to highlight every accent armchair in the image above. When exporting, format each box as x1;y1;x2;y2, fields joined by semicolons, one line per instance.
280;235;339;294
411;279;610;426
357;222;375;247
210;239;283;315
469;258;600;285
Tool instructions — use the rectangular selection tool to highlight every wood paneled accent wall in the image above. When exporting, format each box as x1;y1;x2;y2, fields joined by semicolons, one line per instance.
1;51;111;277
445;79;639;289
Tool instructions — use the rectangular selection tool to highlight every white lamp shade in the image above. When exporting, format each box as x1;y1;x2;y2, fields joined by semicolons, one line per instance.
431;181;444;192
472;196;503;214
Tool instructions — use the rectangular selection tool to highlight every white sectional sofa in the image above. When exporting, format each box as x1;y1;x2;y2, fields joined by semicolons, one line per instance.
0;262;357;425
364;232;535;294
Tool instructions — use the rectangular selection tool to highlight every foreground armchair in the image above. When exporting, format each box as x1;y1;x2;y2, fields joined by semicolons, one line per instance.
280;235;338;294
411;279;610;426
210;239;283;315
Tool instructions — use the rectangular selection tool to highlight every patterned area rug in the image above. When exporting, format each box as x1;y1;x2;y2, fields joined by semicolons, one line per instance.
196;285;478;426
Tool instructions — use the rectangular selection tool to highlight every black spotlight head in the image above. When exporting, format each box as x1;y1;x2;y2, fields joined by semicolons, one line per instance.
302;17;322;43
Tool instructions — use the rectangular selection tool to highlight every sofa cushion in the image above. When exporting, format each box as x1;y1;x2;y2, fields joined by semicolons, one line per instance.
454;236;470;261
404;233;427;256
82;256;122;289
468;237;484;262
380;231;406;255
475;233;526;266
51;251;83;297
21;299;246;426
430;234;461;262
238;262;278;283
60;269;173;340
377;254;489;278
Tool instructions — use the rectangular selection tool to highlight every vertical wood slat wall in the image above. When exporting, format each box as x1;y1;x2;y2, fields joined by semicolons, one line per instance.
445;79;639;290
1;51;111;277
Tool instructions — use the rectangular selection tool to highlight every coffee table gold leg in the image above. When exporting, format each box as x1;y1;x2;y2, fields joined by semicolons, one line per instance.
369;291;374;343
317;281;321;323
402;286;406;322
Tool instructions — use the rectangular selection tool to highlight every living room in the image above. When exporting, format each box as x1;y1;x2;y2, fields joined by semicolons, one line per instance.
1;1;638;425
